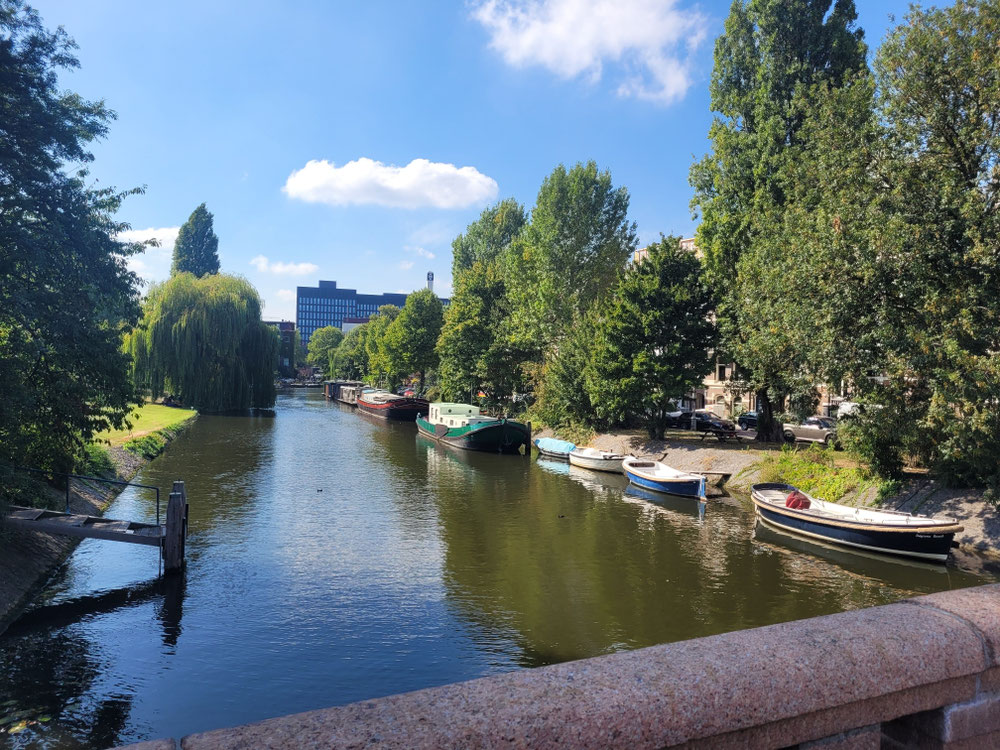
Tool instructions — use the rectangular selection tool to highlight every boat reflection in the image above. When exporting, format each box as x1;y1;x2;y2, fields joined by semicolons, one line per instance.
752;520;954;594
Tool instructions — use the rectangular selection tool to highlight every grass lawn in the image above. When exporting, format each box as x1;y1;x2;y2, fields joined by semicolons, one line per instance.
96;403;197;446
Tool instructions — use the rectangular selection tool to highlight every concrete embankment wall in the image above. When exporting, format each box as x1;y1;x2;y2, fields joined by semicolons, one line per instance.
121;583;1000;750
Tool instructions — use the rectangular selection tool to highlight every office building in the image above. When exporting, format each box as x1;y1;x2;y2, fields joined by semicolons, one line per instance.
296;281;409;345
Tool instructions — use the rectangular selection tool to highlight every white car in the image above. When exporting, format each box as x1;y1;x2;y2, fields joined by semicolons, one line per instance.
782;416;838;446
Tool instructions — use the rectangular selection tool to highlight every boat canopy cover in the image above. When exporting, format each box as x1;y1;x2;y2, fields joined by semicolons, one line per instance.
535;437;576;454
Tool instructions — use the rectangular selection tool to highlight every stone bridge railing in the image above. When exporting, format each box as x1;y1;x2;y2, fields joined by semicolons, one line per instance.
121;584;999;749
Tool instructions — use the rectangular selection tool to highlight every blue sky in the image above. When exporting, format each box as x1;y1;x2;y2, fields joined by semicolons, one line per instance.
35;0;909;321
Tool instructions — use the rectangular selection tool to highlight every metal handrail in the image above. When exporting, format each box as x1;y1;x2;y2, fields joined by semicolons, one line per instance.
2;464;162;525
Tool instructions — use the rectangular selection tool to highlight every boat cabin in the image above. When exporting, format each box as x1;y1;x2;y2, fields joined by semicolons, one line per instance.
427;403;496;429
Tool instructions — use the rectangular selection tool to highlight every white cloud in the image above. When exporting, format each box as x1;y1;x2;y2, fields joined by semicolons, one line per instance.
250;255;319;275
472;0;707;104
118;226;180;287
283;157;499;209
405;245;436;260
398;260;415;270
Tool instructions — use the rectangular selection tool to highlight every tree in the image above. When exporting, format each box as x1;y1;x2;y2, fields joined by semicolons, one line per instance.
125;273;278;412
689;0;867;440
384;288;443;392
437;260;526;407
439;200;528;405
330;324;369;380
307;326;344;374
172;203;220;277
505;161;637;360
586;238;716;440
0;1;143;475
364;304;401;386
451;198;526;278
770;0;1000;484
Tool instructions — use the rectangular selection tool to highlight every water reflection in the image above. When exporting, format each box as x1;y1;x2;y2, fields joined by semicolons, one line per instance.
0;390;993;749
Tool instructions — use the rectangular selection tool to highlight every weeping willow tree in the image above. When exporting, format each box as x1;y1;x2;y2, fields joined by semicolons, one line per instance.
125;273;279;412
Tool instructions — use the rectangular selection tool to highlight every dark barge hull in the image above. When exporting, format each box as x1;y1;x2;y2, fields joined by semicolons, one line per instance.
416;417;530;454
357;398;429;421
751;484;959;562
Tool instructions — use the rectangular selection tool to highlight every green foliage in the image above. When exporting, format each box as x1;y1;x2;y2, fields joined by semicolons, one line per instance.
504;161;637;360
171;203;220;277
586;238;716;440
437;260;525;406
690;0;867;441
306;326;344;373
756;445;864;503
761;0;1000;487
364;305;401;386
0;2;143;475
451;198;526;278
122;433;166;460
124;273;278;412
330;324;369;380
76;443;114;477
439;199;530;405
535;311;599;429
384;289;443;391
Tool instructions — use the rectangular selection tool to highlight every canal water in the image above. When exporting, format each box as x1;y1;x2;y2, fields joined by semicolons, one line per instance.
0;390;994;748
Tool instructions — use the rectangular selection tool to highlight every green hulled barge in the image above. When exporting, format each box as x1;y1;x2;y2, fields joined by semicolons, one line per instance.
416;403;530;454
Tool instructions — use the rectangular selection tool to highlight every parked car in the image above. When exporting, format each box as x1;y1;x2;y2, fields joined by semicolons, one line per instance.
737;411;758;430
668;409;737;439
783;416;838;446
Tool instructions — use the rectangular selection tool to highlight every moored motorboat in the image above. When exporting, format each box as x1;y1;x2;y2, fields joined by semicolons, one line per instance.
357;389;429;421
533;437;576;461
750;482;963;562
416;403;530;454
568;446;625;473
622;457;706;499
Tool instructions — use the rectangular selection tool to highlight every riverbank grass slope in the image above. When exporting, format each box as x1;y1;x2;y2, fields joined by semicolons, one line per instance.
95;403;197;446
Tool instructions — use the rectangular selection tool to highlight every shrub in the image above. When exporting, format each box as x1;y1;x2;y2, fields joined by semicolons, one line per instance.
122;433;167;459
76;443;114;477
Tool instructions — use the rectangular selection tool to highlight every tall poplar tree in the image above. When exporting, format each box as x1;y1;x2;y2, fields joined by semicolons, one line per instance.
689;0;867;440
172;203;220;277
505;161;637;361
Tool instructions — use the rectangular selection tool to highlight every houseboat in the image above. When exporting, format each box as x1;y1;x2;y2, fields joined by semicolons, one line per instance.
357;389;429;421
337;384;363;406
324;379;364;401
416;403;531;454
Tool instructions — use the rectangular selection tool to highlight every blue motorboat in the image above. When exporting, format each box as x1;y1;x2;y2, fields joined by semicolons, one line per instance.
622;457;706;499
533;437;576;461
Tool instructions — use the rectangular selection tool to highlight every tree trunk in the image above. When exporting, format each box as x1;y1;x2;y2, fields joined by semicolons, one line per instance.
418;370;425;394
754;388;784;443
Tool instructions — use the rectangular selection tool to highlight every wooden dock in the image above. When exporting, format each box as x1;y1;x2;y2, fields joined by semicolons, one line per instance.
2;480;188;572
4;507;164;545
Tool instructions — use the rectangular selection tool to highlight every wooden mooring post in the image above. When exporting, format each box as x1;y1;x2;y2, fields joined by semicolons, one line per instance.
163;481;188;573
